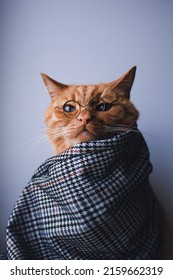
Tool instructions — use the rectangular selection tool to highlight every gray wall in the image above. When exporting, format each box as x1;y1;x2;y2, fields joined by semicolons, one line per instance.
0;0;173;253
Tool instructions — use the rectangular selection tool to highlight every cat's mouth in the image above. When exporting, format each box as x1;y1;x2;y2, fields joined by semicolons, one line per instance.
76;126;96;141
77;128;91;136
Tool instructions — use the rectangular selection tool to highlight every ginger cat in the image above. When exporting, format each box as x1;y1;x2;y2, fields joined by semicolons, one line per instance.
41;66;139;154
41;66;173;259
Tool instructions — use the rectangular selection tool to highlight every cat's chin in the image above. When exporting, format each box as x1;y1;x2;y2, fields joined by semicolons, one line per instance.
76;130;96;143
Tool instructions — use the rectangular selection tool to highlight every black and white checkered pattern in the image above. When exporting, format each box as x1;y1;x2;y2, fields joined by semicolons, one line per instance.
1;129;162;259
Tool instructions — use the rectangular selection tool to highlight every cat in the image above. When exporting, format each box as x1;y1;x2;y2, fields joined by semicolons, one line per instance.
41;66;172;259
41;66;139;154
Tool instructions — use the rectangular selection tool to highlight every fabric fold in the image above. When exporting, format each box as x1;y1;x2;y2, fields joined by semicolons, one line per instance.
1;129;162;259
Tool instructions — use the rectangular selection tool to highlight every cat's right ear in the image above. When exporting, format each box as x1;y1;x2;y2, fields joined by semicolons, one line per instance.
41;73;68;101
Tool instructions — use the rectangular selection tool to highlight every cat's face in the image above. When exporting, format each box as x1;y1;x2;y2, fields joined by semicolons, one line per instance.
41;66;139;154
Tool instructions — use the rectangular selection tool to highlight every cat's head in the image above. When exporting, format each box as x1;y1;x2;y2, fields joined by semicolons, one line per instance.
41;66;139;154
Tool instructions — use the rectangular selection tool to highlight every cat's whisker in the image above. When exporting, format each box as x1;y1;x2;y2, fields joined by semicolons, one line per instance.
46;128;72;141
26;134;48;145
25;133;49;152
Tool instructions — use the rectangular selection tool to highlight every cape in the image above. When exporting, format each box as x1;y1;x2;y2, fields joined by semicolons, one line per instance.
1;129;162;259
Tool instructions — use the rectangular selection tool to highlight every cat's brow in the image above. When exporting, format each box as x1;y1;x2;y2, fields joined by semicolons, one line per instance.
76;85;96;102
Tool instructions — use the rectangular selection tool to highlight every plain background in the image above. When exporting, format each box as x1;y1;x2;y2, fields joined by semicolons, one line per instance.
0;0;173;253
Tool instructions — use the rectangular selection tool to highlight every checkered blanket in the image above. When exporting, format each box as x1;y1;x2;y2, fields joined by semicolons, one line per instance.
1;129;162;259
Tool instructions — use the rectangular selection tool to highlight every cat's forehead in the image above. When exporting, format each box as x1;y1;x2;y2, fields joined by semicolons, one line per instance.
70;83;110;104
68;84;98;105
76;85;96;97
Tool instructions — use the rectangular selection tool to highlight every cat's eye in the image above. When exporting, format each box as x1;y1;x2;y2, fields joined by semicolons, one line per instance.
105;103;113;111
62;100;80;118
95;103;105;112
63;104;76;113
95;103;112;112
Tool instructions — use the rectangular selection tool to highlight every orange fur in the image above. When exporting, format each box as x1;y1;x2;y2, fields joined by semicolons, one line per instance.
41;67;173;259
41;66;139;154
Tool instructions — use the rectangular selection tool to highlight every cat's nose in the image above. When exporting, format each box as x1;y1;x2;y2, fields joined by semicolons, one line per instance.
77;111;92;126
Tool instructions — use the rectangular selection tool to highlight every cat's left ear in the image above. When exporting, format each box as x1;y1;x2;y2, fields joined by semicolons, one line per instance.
111;66;137;99
41;73;68;101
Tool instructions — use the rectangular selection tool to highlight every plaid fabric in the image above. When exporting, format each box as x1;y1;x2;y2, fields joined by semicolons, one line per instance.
1;129;162;259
